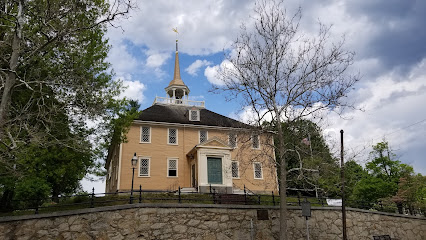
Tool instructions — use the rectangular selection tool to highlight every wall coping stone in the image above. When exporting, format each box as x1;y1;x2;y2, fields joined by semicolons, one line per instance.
0;203;424;223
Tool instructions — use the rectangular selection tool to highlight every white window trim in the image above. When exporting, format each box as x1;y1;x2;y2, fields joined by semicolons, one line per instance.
231;160;240;179
168;128;178;145
138;156;151;177
167;158;179;177
140;126;151;143
253;162;263;180
199;130;208;144
252;134;260;149
228;133;237;148
189;109;200;121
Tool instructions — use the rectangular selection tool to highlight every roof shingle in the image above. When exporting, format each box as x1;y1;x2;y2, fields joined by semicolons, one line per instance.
136;104;254;129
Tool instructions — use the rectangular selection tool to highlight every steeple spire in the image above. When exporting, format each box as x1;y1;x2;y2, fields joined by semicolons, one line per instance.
165;28;190;101
173;39;182;82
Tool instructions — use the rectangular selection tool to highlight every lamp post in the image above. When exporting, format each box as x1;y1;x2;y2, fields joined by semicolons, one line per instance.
130;153;138;204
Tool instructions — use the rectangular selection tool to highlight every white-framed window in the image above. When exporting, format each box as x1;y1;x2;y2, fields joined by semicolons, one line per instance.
189;109;200;121
199;130;208;143
231;161;239;179
253;162;263;179
168;128;178;145
252;134;260;149
140;126;151;143
167;158;178;177
228;133;237;148
139;157;150;177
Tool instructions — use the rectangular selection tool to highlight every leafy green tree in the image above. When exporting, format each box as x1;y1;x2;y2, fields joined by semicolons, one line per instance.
392;174;426;215
1;0;133;168
0;0;134;211
351;176;397;208
366;142;413;183
351;141;414;207
273;120;340;198
344;160;368;201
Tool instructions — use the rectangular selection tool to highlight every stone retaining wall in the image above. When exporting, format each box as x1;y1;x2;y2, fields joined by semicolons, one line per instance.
0;203;424;240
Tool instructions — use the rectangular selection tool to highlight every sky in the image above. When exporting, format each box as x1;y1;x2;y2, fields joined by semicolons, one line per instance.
82;0;426;193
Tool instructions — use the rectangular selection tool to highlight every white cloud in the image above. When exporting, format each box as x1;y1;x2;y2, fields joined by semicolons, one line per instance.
146;52;170;68
323;58;426;173
106;41;140;74
185;59;212;76
115;74;146;104
204;60;235;86
106;0;255;55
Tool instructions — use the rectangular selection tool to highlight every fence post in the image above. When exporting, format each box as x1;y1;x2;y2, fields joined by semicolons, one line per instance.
298;195;301;206
209;184;212;194
90;187;95;208
139;185;142;203
35;198;39;214
258;195;261;205
379;200;383;211
272;191;275;206
244;185;247;205
178;186;181;203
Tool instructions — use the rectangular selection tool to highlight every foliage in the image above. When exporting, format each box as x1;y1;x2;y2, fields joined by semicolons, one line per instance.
392;174;426;215
366;142;413;182
0;0;134;211
343;160;368;200
14;177;51;209
350;176;397;207
348;141;422;214
269;120;340;197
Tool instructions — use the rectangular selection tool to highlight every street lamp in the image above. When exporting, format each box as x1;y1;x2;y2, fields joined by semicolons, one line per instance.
130;153;138;204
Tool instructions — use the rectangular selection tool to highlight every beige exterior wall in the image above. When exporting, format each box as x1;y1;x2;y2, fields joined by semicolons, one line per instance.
106;121;278;194
105;144;121;193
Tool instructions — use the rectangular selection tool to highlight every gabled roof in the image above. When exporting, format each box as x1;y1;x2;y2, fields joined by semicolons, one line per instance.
135;104;254;129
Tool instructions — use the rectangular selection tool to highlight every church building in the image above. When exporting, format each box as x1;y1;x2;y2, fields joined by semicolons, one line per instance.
105;39;278;194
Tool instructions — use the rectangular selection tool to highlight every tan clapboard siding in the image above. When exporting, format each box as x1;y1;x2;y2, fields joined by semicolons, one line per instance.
113;123;278;193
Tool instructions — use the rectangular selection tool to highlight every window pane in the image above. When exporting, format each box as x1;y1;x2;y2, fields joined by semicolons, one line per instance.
229;133;237;148
199;130;207;143
254;163;262;179
252;134;259;149
168;159;177;177
169;128;177;144
141;126;150;142
190;110;199;121
168;169;177;177
140;158;149;176
232;161;239;178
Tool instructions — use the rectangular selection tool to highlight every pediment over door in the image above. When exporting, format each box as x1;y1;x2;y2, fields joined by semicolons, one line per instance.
187;137;233;159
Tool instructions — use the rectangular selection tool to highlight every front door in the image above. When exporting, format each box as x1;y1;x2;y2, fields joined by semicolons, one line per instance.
207;157;222;184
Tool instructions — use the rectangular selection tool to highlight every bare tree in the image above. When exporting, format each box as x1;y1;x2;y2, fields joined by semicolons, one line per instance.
213;0;359;239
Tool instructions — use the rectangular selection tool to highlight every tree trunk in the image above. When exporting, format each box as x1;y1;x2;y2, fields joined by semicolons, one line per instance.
0;1;22;132
275;115;288;240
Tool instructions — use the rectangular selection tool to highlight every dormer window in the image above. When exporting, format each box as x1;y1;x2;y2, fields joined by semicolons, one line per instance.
189;109;200;121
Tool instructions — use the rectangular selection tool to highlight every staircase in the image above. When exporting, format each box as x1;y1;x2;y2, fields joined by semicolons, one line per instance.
179;187;197;194
232;188;245;195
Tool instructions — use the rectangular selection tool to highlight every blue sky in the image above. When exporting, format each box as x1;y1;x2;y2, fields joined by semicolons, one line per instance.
82;0;426;192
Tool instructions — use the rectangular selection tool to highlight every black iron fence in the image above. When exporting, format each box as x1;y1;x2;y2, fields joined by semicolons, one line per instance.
1;185;424;217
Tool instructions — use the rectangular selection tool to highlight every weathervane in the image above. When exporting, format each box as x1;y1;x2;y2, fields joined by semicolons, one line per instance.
172;27;179;52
